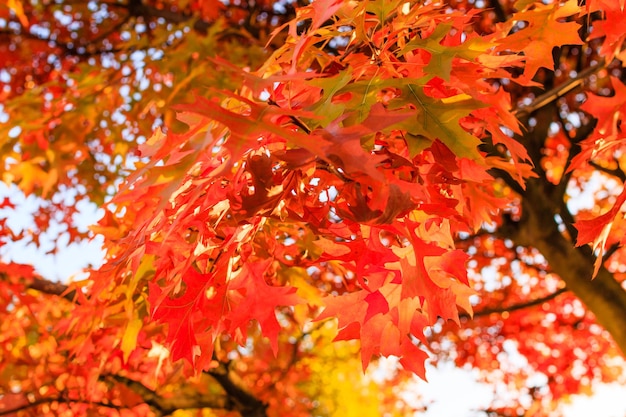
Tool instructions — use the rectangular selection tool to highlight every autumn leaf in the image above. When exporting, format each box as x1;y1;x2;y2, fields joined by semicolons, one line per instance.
574;186;626;277
580;76;626;137
496;0;583;81
6;0;28;28
399;85;486;162
226;260;302;354
3;1;626;416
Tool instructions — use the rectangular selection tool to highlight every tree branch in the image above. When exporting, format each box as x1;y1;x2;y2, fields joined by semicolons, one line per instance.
602;242;621;263
0;28;123;57
123;0;210;32
469;287;568;318
207;363;268;417
106;374;169;416
0;272;78;303
29;276;78;303
0;396;122;416
588;160;626;182
508;174;626;355
487;166;526;195
513;61;605;117
556;117;598;242
488;0;508;23
106;374;234;416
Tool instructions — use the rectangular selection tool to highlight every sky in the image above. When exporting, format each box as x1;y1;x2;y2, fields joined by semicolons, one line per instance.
0;183;105;281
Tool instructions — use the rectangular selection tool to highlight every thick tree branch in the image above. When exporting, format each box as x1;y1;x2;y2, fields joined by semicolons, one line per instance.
107;375;169;416
106;374;237;416
207;363;268;417
29;277;78;303
0;272;78;303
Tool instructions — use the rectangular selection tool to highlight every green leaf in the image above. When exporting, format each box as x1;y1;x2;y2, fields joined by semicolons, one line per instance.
399;84;485;161
306;69;354;127
365;0;404;22
400;24;487;81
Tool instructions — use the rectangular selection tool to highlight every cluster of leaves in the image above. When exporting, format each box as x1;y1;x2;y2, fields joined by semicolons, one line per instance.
2;0;626;416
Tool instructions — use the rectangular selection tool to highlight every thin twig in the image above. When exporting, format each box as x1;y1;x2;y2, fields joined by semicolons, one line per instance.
602;242;621;262
588;160;626;182
468;287;568;318
513;61;605;117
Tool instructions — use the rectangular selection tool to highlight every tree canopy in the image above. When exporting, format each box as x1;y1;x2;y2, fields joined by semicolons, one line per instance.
1;0;626;415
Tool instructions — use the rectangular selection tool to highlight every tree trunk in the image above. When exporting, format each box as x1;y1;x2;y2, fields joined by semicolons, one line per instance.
504;177;626;355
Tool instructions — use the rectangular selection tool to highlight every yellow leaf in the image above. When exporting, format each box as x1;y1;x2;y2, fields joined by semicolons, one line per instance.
7;0;28;27
440;93;473;104
121;317;143;362
286;267;324;307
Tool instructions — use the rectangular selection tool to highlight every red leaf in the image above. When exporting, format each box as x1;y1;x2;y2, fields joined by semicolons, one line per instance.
574;185;626;277
226;260;302;355
364;290;390;322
